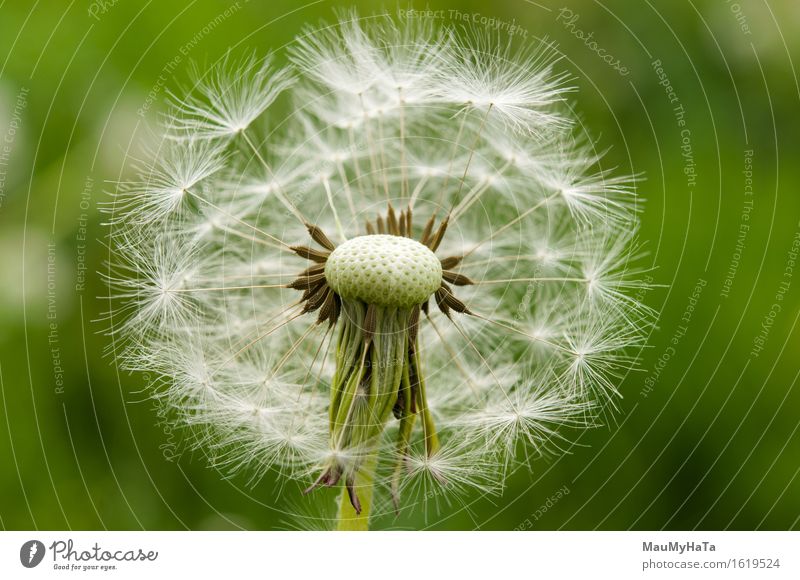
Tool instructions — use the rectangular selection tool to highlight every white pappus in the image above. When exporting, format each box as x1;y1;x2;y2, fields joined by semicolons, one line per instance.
106;12;651;530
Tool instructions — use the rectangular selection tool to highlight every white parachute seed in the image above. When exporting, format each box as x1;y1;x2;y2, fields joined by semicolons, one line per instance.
325;235;442;308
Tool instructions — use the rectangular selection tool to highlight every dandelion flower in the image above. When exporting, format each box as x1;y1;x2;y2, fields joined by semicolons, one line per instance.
107;13;649;531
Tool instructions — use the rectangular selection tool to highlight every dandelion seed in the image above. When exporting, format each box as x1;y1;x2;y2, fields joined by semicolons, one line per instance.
168;53;294;139
107;13;650;530
108;139;227;225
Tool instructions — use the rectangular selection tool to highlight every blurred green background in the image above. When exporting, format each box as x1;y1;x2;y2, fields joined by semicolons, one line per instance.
0;0;798;530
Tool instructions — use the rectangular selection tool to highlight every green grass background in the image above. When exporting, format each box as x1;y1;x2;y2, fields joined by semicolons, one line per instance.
0;0;798;530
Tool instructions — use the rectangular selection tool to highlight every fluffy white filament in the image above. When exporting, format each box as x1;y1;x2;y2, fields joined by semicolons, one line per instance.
107;13;649;525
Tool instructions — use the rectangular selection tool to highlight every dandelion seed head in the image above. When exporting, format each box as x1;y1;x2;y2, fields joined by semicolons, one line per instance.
107;12;651;527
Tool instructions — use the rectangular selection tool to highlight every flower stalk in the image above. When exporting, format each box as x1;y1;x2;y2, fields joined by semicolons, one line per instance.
336;454;377;531
312;297;437;526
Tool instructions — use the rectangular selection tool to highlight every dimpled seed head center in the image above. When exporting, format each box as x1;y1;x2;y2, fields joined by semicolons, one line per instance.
325;235;442;308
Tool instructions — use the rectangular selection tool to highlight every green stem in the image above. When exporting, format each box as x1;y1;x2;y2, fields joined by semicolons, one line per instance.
413;347;440;456
336;454;378;531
